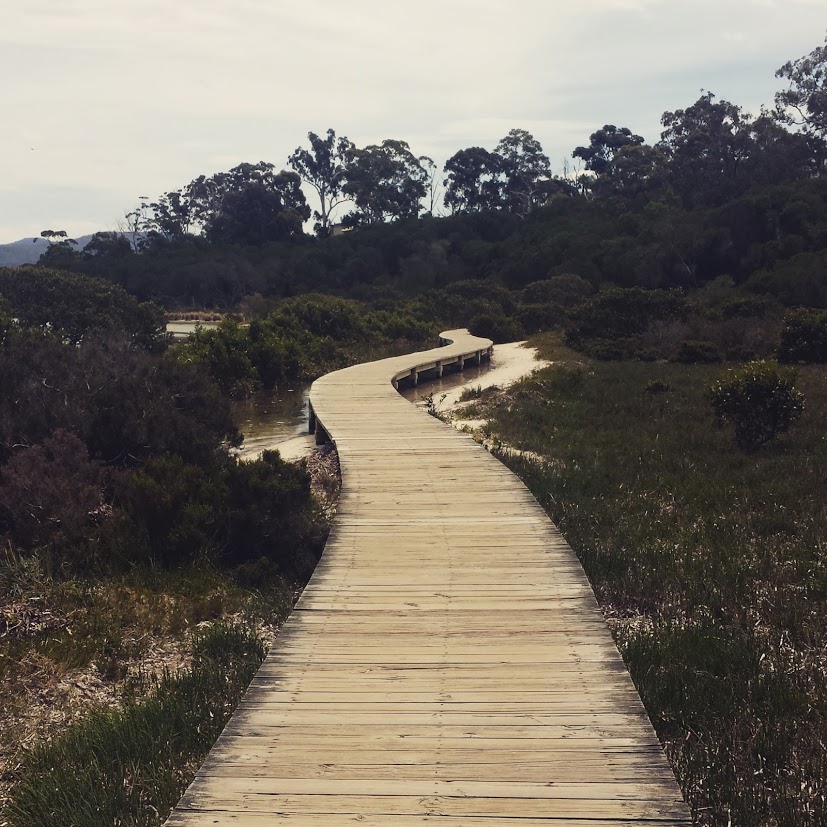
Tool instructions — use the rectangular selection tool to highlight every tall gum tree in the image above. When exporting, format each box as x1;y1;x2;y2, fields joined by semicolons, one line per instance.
341;140;428;226
289;129;355;235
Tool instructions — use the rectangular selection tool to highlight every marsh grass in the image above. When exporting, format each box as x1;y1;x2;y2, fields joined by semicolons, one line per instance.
5;622;265;827
489;336;827;826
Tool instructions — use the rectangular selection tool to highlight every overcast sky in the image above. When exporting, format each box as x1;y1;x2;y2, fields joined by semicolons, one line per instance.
0;0;823;242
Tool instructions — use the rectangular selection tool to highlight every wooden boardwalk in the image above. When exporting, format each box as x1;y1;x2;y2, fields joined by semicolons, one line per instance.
167;330;691;827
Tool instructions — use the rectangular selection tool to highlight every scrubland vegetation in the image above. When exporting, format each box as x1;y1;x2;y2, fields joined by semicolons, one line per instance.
478;331;826;826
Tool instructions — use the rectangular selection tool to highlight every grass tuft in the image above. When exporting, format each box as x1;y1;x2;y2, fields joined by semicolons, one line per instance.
5;622;265;827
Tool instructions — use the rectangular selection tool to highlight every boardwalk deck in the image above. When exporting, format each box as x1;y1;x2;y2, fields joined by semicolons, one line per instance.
167;330;691;826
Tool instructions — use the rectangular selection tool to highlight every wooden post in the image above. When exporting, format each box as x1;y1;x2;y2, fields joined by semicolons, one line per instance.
308;404;316;434
436;361;443;378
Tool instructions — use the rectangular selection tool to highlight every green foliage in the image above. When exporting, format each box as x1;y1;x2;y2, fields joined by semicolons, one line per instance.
0;329;238;469
670;339;722;364
778;307;827;363
0;431;103;571
719;295;781;320
5;622;265;827
709;360;804;450
468;313;523;344
565;287;687;356
486;355;827;824
342;139;429;225
110;451;320;576
520;274;593;307
0;267;165;349
179;294;438;396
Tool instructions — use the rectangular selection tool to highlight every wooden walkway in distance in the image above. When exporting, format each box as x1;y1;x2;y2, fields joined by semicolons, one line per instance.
167;330;691;827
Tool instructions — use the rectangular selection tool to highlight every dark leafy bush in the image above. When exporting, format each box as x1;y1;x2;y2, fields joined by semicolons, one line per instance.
0;266;165;350
720;295;781;320
110;451;321;574
468;313;523;344
0;430;103;570
517;303;565;334
644;379;672;394
709;361;804;451
520;274;593;307
778;308;827;364
566;287;688;349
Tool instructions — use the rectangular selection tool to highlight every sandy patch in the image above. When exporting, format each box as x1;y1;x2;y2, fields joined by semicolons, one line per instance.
237;434;316;463
443;341;548;407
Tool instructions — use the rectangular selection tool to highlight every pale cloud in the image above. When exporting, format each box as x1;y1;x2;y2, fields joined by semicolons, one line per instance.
0;0;823;240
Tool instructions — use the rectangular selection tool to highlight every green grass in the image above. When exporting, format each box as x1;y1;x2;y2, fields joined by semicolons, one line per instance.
5;622;265;827
487;338;827;826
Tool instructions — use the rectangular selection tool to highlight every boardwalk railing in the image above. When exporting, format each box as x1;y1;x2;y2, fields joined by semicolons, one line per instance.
167;329;690;826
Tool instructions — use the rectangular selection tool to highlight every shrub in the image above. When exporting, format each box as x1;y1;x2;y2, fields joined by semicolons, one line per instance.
644;380;672;394
516;303;565;334
520;274;593;307
670;340;722;364
720;296;781;320
565;287;687;350
778;308;827;364
468;314;523;344
709;361;804;451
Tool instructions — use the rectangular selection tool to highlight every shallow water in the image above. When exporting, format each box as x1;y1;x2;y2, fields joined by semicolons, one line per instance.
398;361;493;406
233;385;312;460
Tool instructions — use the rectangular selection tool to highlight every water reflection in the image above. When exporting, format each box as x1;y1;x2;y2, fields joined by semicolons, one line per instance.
233;385;311;457
398;360;493;406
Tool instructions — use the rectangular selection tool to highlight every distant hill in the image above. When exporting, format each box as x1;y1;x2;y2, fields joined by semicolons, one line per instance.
0;234;138;267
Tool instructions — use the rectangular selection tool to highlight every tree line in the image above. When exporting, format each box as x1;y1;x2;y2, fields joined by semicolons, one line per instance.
28;35;827;313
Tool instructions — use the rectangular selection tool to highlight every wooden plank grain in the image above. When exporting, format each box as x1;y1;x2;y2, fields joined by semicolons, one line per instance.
164;329;690;826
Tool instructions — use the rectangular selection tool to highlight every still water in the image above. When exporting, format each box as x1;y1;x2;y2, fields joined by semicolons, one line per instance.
397;360;493;406
233;385;311;457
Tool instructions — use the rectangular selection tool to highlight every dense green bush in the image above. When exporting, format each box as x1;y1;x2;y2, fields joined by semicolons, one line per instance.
0;267;165;350
778;308;827;363
468;313;523;344
110;451;321;576
520;274;594;307
178;294;438;397
709;361;804;450
516;303;565;334
565;287;688;349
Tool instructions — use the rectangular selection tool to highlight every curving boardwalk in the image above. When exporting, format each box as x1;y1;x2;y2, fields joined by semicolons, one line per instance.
167;330;691;827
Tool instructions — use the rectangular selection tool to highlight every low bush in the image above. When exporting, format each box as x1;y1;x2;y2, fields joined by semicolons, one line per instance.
565;287;687;348
709;361;804;451
468;313;523;344
778;308;827;364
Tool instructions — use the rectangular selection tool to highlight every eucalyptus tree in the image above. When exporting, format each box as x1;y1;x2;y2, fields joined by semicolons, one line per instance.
775;35;827;141
289;129;355;235
341;139;428;226
573;125;645;175
495;129;551;215
443;130;551;216
443;147;504;214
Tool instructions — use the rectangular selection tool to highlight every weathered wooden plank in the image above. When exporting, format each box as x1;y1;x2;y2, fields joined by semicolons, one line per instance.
164;330;689;826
